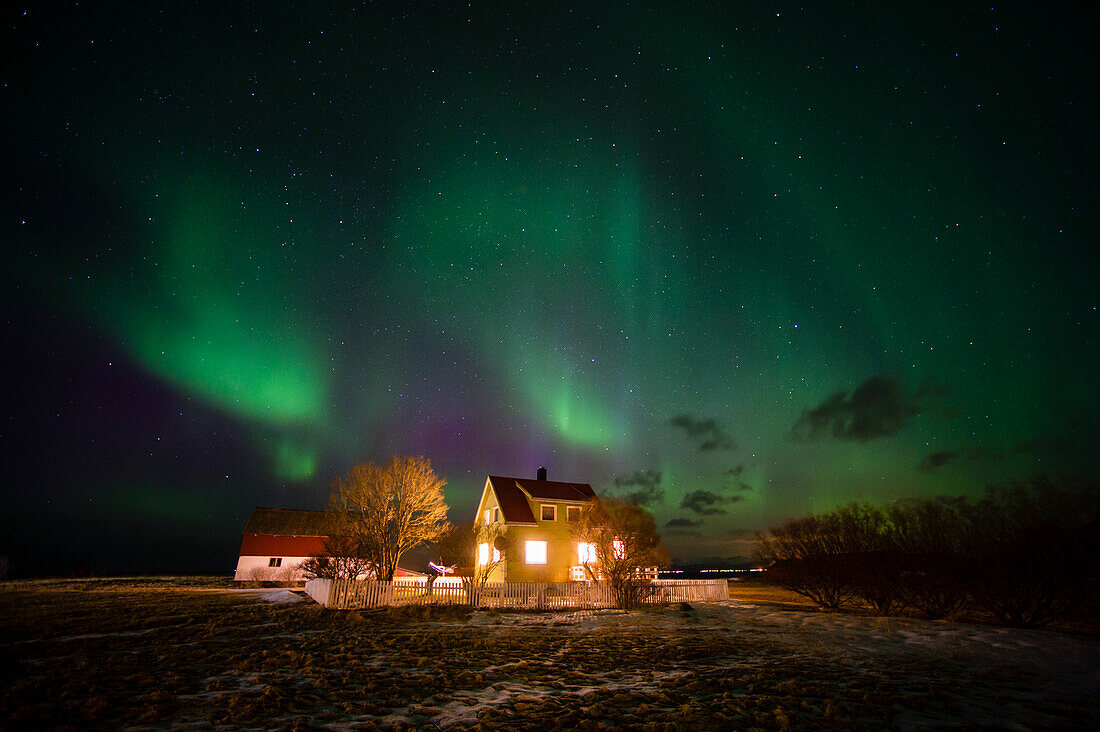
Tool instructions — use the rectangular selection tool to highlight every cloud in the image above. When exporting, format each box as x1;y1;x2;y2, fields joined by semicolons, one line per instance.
917;445;989;472
665;517;704;529
670;414;736;451
724;464;753;491
680;490;744;516
918;451;959;472
612;469;663;506
1013;437;1070;455
791;375;941;442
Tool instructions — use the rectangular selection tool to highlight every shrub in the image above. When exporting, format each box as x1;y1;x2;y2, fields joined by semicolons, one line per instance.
888;498;970;619
961;476;1097;627
755;514;856;609
756;477;1098;626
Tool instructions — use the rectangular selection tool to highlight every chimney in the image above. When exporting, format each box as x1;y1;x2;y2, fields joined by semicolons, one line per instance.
537;466;547;481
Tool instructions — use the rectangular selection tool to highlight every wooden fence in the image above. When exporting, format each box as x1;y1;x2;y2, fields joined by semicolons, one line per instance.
305;577;728;610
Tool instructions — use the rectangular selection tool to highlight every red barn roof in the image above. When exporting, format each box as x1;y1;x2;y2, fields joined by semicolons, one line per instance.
242;508;343;536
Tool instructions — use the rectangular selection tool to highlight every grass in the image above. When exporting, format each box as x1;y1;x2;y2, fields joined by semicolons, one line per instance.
0;577;1095;730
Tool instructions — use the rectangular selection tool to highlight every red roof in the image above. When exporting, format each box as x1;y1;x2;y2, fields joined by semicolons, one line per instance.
240;534;328;557
487;476;596;524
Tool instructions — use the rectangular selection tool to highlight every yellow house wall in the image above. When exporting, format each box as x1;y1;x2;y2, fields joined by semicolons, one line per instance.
473;481;509;582
474;479;589;583
503;499;585;583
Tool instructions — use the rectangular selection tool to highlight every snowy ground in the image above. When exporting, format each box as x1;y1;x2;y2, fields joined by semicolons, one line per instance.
1;580;1096;729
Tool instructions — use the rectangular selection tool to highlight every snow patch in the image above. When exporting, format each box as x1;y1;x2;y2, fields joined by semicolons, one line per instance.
260;589;305;604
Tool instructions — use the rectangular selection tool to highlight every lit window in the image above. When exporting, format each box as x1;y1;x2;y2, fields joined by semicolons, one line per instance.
269;558;282;567
484;510;491;526
566;506;581;522
541;504;556;521
577;542;597;564
613;540;625;559
478;543;489;566
525;540;547;564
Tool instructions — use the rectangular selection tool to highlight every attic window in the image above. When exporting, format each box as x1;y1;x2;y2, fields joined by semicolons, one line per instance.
541;504;556;521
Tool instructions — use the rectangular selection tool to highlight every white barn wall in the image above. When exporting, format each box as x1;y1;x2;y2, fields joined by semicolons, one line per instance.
233;555;312;582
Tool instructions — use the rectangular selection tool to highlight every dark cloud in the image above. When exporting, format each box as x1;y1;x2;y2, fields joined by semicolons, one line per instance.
917;445;989;472
680;490;744;516
791;375;942;442
670;414;736;451
724;464;753;491
1013;437;1070;455
665;517;704;529
612;469;663;506
918;451;959;472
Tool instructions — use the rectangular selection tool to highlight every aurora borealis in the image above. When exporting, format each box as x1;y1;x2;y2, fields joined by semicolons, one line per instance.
2;3;1096;575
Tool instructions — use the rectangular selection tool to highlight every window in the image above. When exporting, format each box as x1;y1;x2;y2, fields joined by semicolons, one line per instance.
541;504;556;521
525;540;547;564
268;557;282;567
484;509;491;525
613;540;625;559
566;506;581;522
493;506;500;523
577;542;597;564
478;543;500;565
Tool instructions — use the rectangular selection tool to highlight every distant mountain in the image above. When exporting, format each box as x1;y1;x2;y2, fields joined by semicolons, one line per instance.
670;556;759;571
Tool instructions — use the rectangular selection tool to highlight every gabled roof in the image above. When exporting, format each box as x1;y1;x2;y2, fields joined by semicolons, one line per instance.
242;508;343;536
487;476;597;524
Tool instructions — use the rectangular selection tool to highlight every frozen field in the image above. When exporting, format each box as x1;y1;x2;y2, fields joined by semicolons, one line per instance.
1;578;1096;729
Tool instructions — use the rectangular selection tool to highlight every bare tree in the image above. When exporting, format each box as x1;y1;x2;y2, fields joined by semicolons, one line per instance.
573;498;669;609
330;455;449;581
433;521;509;606
754;513;856;610
300;534;374;581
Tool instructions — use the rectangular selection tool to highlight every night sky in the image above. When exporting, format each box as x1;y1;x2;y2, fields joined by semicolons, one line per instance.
3;3;1096;577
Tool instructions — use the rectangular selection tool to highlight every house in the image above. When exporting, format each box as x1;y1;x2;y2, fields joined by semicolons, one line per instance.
233;507;426;582
474;467;602;583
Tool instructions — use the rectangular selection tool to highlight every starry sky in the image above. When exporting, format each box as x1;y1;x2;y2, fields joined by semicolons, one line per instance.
2;2;1097;576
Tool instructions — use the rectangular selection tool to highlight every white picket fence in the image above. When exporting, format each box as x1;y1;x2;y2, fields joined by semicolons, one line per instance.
305;577;728;610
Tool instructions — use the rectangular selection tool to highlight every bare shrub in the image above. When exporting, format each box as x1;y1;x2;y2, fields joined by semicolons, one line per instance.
831;504;905;615
300;534;374;580
245;566;271;587
573;499;669;610
755;514;855;610
888;497;970;619
432;521;509;607
758;476;1098;625
961;476;1097;627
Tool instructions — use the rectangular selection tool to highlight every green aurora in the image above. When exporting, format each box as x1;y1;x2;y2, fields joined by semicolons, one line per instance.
2;2;1095;572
